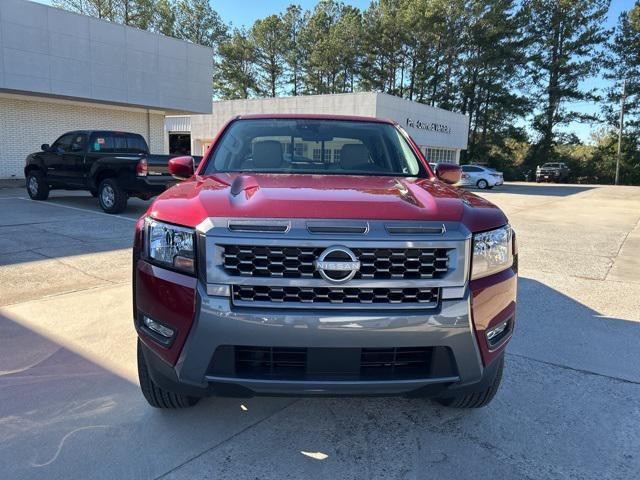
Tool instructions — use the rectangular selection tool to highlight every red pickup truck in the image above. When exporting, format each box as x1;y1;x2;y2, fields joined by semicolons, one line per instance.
133;115;517;409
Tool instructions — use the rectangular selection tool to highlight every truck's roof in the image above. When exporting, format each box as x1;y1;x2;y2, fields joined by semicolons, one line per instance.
235;113;396;124
68;130;145;135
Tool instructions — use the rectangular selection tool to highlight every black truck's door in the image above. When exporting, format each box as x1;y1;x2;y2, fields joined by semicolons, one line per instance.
61;132;88;187
43;133;74;185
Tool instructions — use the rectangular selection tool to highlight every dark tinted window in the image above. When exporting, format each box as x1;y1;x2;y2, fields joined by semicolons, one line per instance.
52;133;74;153
89;133;147;153
126;134;148;153
204;119;425;177
90;133;125;153
462;165;483;172
69;133;86;153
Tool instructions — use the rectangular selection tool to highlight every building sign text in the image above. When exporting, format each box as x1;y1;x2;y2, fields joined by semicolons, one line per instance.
406;118;451;134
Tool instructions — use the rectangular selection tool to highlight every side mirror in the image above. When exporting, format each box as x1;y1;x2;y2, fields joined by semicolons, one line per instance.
41;144;50;152
168;155;195;179
435;163;462;185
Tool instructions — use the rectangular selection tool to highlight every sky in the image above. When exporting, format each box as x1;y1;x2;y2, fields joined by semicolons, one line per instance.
34;0;638;143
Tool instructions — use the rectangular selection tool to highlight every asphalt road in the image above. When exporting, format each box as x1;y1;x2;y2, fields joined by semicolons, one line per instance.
1;182;639;479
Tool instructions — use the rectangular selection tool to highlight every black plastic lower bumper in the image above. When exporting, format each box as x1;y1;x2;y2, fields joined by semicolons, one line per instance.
139;341;504;399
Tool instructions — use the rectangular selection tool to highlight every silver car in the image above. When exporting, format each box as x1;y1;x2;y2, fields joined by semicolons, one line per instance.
459;165;504;189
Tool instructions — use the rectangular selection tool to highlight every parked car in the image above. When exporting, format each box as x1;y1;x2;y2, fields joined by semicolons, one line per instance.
536;162;570;183
133;115;517;409
24;130;201;213
459;164;504;189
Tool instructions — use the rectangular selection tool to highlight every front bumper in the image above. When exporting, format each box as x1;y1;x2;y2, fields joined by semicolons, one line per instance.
135;262;516;398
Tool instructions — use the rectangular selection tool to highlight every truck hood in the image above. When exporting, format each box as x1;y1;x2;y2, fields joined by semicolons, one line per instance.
148;173;507;232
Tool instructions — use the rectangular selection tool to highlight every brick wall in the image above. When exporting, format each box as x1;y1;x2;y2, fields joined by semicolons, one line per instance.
0;94;166;178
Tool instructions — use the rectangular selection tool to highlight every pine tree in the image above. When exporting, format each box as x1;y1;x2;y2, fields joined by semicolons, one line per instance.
602;2;640;183
213;29;258;99
251;15;287;97
282;5;304;96
523;0;610;164
174;0;227;48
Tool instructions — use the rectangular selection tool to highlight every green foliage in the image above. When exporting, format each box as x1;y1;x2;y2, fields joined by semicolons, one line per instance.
213;28;258;99
251;15;287;97
523;0;611;166
173;0;226;48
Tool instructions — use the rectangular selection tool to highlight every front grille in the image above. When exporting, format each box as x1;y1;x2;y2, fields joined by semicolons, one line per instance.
235;346;306;378
208;346;458;380
232;285;440;305
222;245;450;280
359;348;439;377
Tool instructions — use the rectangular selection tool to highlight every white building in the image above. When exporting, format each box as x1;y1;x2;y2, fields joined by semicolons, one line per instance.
0;0;213;179
165;92;469;164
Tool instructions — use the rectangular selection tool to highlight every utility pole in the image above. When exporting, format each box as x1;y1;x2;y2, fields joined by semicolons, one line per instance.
615;79;626;186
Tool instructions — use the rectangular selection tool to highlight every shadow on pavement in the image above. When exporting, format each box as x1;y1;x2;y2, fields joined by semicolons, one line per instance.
478;183;595;197
511;276;640;383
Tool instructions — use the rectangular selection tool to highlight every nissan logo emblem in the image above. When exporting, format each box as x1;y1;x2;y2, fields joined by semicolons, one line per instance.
314;246;361;283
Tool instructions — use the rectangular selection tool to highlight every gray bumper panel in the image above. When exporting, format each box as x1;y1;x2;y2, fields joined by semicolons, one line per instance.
171;283;484;396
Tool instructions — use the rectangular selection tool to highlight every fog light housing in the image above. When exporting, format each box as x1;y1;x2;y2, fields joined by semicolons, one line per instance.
141;315;175;346
486;318;512;348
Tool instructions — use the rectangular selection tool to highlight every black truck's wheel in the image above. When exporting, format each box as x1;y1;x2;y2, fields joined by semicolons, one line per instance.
98;178;128;214
137;340;200;409
26;170;50;200
436;355;504;408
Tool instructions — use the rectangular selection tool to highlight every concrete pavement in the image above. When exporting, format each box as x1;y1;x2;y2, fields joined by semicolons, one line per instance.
0;183;639;479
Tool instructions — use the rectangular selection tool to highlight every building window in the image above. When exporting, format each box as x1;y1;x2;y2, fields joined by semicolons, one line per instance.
424;147;456;164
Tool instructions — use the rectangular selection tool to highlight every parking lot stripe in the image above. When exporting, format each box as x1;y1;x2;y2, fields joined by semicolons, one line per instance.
16;197;137;222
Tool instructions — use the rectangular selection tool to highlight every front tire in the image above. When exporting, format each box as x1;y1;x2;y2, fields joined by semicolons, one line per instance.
436;354;504;408
98;178;127;214
137;340;200;409
477;179;489;189
26;170;50;200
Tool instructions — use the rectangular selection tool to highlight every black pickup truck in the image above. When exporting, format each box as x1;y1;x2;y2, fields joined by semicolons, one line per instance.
24;130;199;214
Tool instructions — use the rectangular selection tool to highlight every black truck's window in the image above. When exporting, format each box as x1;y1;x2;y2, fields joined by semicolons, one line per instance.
125;134;148;153
52;133;74;153
90;133;126;153
69;134;86;153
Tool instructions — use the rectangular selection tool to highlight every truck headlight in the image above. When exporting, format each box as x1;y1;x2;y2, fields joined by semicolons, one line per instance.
471;225;513;280
145;218;195;274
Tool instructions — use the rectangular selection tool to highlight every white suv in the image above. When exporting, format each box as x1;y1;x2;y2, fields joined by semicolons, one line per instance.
459;165;504;189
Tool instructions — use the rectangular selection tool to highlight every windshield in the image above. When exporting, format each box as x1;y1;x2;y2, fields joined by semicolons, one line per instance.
203;119;426;177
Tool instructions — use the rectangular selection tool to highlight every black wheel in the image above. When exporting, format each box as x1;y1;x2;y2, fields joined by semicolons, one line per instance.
137;340;200;409
26;170;49;200
98;178;127;214
476;179;489;189
436;355;504;408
